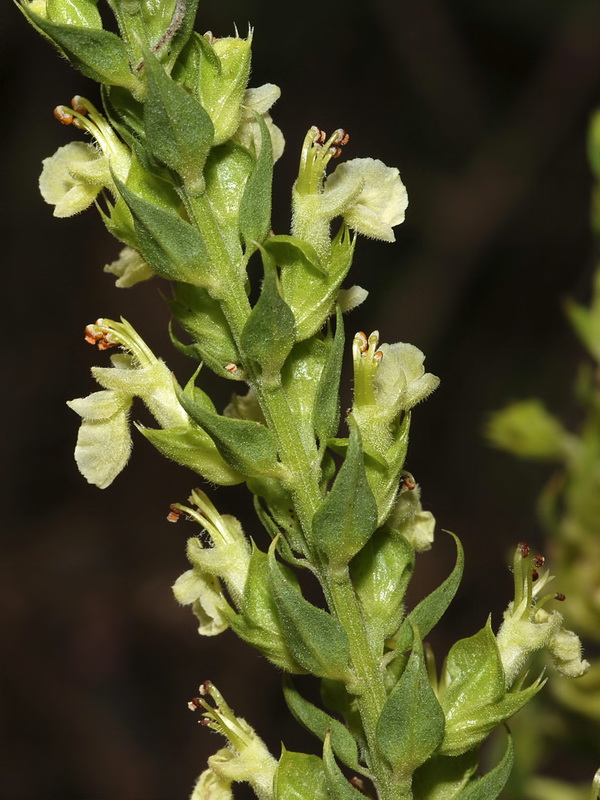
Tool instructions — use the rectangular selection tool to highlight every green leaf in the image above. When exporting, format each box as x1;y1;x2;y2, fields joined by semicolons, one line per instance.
239;114;273;246
178;385;281;478
46;0;101;28
250;479;307;556
226;545;303;672
457;730;514;800
262;235;326;275
376;628;445;779
280;223;355;340
412;751;478;800
240;251;296;384
136;424;243;485
102;85;145;147
204;142;254;260
322;733;365;800
19;6;140;92
438;621;542;757
269;543;350;680
350;527;414;652
392;532;463;651
313;422;378;571
115;178;211;286
313;307;345;447
274;749;329;800
283;676;360;771
281;337;329;457
143;51;214;195
167;283;241;379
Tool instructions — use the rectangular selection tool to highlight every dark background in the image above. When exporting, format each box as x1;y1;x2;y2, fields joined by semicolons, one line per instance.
2;0;600;797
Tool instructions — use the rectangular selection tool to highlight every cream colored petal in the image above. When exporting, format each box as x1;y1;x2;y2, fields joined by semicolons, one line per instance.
104;246;154;288
190;766;233;800
243;83;281;115
71;397;133;489
327;158;408;241
67;389;128;421
39;141;103;217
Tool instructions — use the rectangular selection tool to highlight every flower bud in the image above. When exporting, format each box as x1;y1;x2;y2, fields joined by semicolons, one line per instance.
197;33;253;145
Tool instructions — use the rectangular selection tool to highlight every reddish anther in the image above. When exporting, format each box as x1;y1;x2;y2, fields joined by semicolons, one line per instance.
518;542;530;558
533;554;545;568
400;474;416;491
187;697;202;711
531;569;539;582
167;505;183;523
555;593;566;601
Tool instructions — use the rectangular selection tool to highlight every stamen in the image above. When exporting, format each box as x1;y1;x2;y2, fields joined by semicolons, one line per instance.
355;331;368;353
53;106;73;125
70;96;88;115
373;350;383;363
533;554;545;568
518;541;530;558
400;473;417;491
225;363;238;374
555;592;566;601
167;505;184;523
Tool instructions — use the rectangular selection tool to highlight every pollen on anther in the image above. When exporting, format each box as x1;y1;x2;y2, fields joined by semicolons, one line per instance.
167;505;183;523
555;592;566;601
70;96;87;114
373;350;384;363
355;331;368;353
533;554;545;568
188;697;202;711
200;680;213;696
518;541;530;558
53;106;73;125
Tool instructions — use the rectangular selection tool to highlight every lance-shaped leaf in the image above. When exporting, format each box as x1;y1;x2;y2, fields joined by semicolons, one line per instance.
240;250;296;385
143;51;214;196
391;532;463;652
204;142;254;260
350;527;414;653
137;424;243;485
178;386;282;479
283;677;360;772
225;546;303;672
46;0;101;28
262;235;326;275
376;627;445;780
115;178;212;286
167;283;241;379
313;422;378;571
457;729;513;800
322;733;365;800
268;543;351;681
281;223;355;341
239;114;273;246
281;337;329;457
438;621;543;757
18;6;140;92
313;307;345;447
274;750;329;800
412;751;478;800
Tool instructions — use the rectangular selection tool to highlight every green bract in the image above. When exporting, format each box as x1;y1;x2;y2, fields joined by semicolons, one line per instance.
22;2;592;799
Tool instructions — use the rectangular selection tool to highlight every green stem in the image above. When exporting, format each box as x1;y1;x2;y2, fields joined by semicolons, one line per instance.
187;200;403;799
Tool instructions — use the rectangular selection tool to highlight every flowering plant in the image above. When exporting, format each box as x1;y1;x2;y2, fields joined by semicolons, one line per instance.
19;1;591;797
